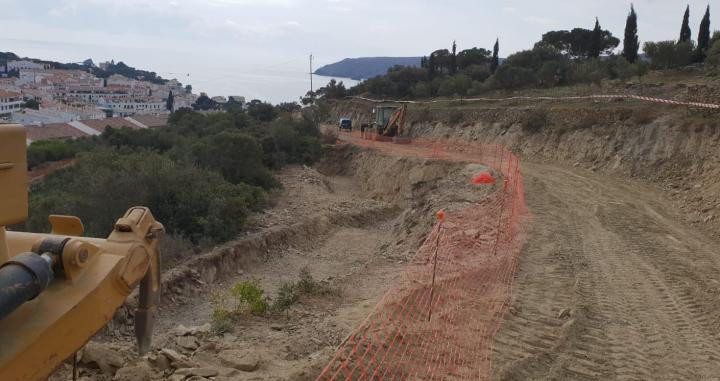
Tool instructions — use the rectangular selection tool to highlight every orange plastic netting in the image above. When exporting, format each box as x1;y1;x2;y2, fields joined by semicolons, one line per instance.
317;132;529;380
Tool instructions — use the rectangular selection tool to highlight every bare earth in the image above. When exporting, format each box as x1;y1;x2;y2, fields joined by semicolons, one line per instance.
493;162;720;380
51;151;720;380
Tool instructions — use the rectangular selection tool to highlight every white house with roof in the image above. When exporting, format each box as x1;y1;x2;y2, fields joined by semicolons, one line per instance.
7;60;49;72
0;90;23;118
98;99;167;117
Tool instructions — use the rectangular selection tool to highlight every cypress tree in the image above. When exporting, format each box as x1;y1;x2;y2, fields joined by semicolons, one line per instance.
589;18;603;58
166;90;174;111
491;38;500;74
696;5;711;61
623;4;640;63
679;5;692;43
428;54;436;77
450;40;457;75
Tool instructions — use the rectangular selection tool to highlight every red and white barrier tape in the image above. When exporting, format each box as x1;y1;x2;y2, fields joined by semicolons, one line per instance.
349;94;720;109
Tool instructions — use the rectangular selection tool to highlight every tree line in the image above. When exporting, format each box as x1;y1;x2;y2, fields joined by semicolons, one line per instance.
325;4;718;99
22;104;327;253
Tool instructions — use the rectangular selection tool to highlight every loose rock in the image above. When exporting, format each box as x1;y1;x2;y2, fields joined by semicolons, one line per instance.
177;335;200;350
80;342;125;375
113;364;151;381
174;367;219;378
218;349;260;372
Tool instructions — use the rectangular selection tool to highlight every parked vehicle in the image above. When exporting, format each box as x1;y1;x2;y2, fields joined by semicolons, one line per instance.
339;118;353;131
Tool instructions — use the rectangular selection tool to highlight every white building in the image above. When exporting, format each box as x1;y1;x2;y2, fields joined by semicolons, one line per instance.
7;60;49;72
0;90;23;118
98;99;167;117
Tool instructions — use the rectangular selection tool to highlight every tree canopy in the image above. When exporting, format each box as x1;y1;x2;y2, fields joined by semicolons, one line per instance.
537;26;620;59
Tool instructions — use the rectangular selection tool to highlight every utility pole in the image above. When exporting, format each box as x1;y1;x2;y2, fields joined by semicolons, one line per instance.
309;53;314;94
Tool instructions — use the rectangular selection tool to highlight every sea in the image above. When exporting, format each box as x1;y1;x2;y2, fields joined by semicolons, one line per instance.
0;38;359;105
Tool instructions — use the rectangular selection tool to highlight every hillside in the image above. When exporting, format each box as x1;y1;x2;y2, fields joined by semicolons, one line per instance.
314;57;422;80
0;51;168;84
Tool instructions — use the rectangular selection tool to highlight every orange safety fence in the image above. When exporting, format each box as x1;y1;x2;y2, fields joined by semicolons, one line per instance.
317;131;529;380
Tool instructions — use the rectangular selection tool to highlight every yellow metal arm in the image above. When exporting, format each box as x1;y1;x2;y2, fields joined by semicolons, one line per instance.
0;125;165;381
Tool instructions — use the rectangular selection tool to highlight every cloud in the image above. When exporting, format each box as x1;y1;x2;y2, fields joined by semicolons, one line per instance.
523;15;556;27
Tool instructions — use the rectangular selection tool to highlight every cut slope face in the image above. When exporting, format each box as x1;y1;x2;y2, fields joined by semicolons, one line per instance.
318;134;527;380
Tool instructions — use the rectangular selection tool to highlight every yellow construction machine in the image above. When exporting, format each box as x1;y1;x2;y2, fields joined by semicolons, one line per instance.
372;104;408;142
0;124;164;381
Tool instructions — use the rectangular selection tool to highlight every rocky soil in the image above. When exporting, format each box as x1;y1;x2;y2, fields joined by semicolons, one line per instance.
328;98;720;380
329;98;720;241
49;147;492;381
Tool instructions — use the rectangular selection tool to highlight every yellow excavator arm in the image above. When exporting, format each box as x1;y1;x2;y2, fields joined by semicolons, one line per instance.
0;125;164;381
381;104;407;137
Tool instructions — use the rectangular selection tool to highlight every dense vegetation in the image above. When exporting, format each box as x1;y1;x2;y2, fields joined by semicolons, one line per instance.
329;5;719;100
22;104;324;249
91;61;168;85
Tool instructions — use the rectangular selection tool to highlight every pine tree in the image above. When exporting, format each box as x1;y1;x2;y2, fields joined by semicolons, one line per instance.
166;90;174;111
679;5;692;43
696;5;711;61
491;38;500;74
450;41;458;75
623;4;640;63
589;18;603;58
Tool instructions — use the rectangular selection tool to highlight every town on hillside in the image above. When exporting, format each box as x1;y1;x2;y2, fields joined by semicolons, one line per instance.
0;57;242;143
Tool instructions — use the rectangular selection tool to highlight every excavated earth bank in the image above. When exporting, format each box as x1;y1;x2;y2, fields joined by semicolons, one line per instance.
50;145;496;381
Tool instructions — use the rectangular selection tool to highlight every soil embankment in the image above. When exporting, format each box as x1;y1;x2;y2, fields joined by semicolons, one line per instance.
329;99;720;380
330;100;720;238
52;146;495;381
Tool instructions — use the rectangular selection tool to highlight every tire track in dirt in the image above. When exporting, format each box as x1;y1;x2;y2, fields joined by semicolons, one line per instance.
492;162;720;380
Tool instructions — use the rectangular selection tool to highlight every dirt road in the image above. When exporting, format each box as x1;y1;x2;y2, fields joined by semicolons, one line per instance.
493;162;720;380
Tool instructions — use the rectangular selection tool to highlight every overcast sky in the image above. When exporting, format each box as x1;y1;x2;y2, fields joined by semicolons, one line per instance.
0;0;715;101
0;0;716;65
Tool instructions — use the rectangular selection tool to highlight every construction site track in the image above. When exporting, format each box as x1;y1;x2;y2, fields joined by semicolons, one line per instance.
493;162;720;380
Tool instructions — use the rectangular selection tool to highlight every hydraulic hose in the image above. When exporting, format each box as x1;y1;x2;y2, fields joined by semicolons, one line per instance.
0;253;54;321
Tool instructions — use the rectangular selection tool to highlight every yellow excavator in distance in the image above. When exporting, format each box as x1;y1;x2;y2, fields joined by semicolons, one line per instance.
371;104;409;143
0;124;164;381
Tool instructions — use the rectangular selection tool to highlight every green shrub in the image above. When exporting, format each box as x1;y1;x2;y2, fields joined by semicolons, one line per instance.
27;140;85;169
209;280;270;333
25;148;262;244
193;131;277;189
231;280;270;316
296;267;334;296
272;282;300;313
522;109;549;133
26;109;324;248
210;292;235;334
270;267;335;314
